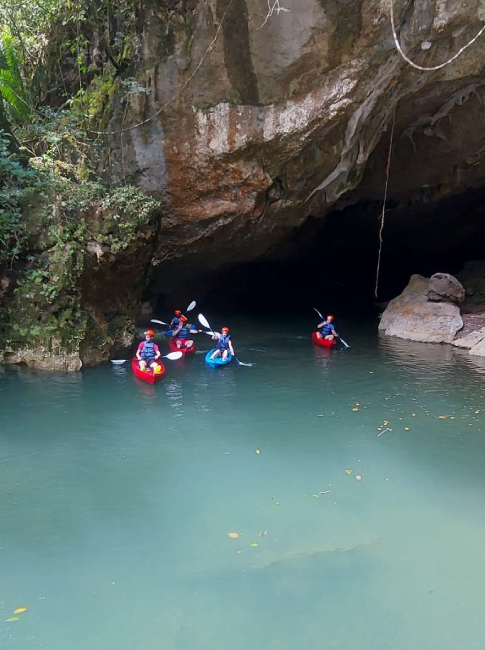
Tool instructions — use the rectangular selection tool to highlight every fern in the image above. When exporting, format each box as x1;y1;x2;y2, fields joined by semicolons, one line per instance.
0;35;30;123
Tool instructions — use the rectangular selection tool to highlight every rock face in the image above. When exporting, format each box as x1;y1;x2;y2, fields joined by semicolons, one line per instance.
2;349;82;372
379;274;463;343
452;327;485;349
469;339;485;356
103;0;485;295
427;273;465;304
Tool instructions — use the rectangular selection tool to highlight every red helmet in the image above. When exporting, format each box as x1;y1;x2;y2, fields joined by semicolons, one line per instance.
180;315;188;323
145;329;155;336
174;310;182;316
221;326;230;333
327;315;334;321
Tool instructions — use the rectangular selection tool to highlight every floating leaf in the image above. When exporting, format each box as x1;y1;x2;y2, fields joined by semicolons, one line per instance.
345;469;352;475
355;475;362;481
404;427;410;431
249;543;258;547
351;407;359;412
312;494;320;498
256;449;261;454
13;608;27;614
227;532;240;539
438;415;447;419
383;420;389;425
5;617;20;622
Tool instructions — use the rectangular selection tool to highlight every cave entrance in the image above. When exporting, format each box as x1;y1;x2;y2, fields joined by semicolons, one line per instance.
195;185;485;315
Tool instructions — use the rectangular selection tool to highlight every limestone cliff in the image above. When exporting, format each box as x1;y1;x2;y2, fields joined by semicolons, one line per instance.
109;0;485;294
4;0;485;369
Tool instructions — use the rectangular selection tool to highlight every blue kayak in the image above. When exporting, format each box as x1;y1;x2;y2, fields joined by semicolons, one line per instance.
205;348;233;368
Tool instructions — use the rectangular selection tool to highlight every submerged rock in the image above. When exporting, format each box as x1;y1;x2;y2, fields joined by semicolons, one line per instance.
427;273;465;305
379;275;463;344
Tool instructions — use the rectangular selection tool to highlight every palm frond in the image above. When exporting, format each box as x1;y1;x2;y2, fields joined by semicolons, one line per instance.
0;35;30;123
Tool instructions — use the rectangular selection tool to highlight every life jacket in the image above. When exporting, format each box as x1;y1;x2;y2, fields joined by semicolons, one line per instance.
321;322;334;336
140;340;156;361
170;317;180;329
217;333;231;351
177;326;190;340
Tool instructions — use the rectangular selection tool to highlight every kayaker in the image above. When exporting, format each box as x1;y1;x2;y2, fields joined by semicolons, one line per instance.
210;326;235;361
136;329;161;371
317;314;338;341
172;316;199;349
169;310;183;330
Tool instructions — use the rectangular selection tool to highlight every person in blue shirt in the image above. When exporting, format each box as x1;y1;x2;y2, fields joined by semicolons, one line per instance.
317;314;338;341
210;326;235;361
172;316;199;349
169;310;183;330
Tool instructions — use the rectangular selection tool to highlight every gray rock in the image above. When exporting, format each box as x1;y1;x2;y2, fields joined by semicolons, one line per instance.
2;348;82;372
452;327;485;349
379;275;463;344
427;273;465;304
469;339;485;357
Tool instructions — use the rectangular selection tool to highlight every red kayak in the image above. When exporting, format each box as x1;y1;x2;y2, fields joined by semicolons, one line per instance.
131;358;166;384
312;332;337;348
168;338;195;356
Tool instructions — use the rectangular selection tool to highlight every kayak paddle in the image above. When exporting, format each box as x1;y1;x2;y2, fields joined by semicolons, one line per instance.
198;313;213;331
313;307;350;348
234;357;253;367
111;351;183;364
151;302;194;326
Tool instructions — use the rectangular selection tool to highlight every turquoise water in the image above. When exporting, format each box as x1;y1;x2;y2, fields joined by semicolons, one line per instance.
1;317;485;649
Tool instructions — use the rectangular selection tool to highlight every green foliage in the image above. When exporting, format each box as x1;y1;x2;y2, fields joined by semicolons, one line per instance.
0;129;39;267
0;35;30;122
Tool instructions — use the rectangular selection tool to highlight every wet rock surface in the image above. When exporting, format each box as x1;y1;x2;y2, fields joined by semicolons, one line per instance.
379;274;463;344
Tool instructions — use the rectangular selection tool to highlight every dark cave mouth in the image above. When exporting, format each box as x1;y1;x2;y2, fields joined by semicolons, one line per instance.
155;185;485;316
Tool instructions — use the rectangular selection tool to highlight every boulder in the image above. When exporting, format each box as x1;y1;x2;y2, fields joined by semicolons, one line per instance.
469;339;485;357
452;327;485;349
427;273;465;304
379;274;463;344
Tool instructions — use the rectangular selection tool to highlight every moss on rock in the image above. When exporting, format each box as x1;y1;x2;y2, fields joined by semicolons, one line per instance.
0;172;161;371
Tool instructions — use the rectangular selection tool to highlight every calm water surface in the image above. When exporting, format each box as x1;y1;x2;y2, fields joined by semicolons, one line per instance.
1;317;485;649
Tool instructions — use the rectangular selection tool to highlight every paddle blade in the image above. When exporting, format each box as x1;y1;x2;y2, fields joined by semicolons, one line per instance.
111;360;127;365
164;351;183;360
198;313;211;330
235;358;253;367
339;338;350;348
151;319;167;325
186;300;196;312
313;307;324;321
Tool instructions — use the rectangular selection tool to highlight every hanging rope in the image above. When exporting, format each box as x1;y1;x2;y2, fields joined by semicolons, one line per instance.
391;0;485;71
375;110;396;299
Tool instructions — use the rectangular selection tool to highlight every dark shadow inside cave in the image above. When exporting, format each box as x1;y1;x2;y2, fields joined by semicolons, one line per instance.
164;185;485;316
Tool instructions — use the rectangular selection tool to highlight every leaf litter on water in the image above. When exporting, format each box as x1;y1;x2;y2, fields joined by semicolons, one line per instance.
227;532;240;539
